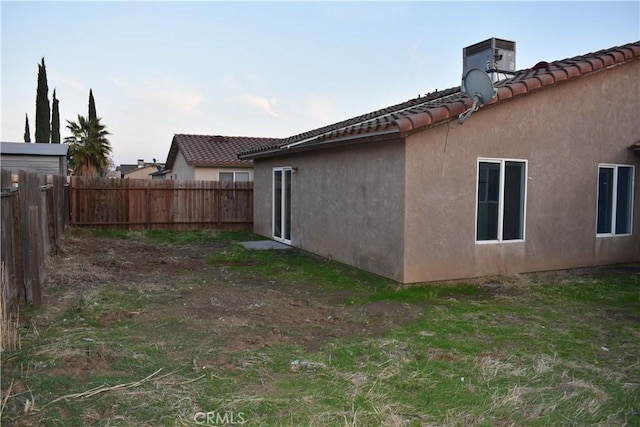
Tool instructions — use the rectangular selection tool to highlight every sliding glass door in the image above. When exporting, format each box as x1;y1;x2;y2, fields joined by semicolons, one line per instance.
273;167;292;243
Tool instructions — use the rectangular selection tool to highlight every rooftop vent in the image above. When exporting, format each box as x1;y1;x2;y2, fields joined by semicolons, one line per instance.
463;37;516;83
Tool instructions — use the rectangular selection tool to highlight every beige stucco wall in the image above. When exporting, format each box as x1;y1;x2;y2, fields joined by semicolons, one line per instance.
171;151;195;180
253;140;406;280
124;165;158;179
194;167;253;181
403;60;640;282
170;150;253;181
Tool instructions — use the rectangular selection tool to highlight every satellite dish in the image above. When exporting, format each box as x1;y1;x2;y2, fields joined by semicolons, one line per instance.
458;69;496;124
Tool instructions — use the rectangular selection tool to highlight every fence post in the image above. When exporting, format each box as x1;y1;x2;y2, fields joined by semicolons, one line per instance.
145;189;151;230
215;182;219;227
46;185;57;254
28;206;41;307
70;176;77;226
10;187;24;307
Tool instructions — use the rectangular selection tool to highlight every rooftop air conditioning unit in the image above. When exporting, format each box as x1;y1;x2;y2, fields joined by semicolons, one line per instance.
462;37;516;83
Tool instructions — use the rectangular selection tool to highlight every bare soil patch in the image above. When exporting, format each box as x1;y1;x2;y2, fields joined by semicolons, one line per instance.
42;230;422;359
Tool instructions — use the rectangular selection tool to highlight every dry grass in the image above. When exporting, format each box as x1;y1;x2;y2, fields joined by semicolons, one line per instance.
475;353;529;379
45;252;115;288
2;231;638;426
0;262;20;352
30;368;167;413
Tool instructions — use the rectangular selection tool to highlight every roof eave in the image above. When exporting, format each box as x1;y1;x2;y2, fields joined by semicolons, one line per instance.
164;136;180;169
240;129;402;160
189;160;254;167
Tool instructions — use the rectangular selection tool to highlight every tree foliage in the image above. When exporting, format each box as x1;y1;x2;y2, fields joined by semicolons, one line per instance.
24;113;31;143
88;89;97;122
51;89;60;144
35;57;50;143
64;115;112;177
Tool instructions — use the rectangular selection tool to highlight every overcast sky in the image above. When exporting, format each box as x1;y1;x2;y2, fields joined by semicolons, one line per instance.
2;1;639;166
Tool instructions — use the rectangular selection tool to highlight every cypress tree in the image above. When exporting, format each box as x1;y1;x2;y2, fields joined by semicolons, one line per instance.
51;89;60;143
35;57;50;143
24;113;31;143
88;89;97;122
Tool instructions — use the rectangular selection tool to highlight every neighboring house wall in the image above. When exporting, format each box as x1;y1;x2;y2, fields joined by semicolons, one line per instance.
403;59;640;283
253;139;406;280
171;151;195;180
194;167;253;181
124;166;159;179
170;150;254;181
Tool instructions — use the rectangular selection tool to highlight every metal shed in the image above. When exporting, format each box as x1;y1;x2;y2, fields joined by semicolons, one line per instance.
0;142;69;175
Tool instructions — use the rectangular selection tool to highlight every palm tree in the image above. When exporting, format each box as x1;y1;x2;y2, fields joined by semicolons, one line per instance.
64;115;112;177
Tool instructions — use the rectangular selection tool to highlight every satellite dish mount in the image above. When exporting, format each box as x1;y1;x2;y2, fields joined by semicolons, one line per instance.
458;69;496;125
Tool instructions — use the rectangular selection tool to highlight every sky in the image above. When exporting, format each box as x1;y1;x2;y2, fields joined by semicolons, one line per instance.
1;1;639;166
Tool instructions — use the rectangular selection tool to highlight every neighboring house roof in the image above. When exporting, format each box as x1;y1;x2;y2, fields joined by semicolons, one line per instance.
150;168;170;177
165;134;281;169
119;163;164;175
240;41;640;159
118;164;140;174
1;141;69;156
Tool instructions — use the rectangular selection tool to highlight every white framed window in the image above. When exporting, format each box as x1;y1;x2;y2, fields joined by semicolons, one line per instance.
476;158;527;243
219;171;250;182
235;172;250;182
596;164;634;236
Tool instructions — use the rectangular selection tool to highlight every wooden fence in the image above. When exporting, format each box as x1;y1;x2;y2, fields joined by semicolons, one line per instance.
1;170;68;310
69;177;253;230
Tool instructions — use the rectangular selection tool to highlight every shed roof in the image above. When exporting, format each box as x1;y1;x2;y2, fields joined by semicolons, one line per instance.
240;40;640;159
165;134;281;168
1;141;69;156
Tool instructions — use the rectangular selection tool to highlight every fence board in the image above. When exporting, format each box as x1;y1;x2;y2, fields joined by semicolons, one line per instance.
70;178;253;230
1;169;68;312
1;170;23;310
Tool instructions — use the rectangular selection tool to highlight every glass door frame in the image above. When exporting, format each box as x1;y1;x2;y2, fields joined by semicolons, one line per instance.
272;167;292;244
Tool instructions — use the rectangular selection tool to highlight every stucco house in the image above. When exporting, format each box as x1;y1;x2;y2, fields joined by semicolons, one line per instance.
0;142;69;175
239;40;640;283
163;134;279;182
115;159;164;179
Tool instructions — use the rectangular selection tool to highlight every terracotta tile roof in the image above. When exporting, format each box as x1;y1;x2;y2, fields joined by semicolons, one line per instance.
166;134;281;168
280;86;461;144
392;41;639;133
239;40;639;159
239;87;462;157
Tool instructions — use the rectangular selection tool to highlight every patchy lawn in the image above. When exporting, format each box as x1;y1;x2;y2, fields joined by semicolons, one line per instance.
1;228;639;426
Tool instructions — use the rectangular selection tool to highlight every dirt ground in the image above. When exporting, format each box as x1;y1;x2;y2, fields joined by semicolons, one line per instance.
41;230;424;366
7;230;638;426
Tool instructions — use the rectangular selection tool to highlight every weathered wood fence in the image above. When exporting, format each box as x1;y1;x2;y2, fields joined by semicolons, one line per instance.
1;170;68;310
69;177;253;230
